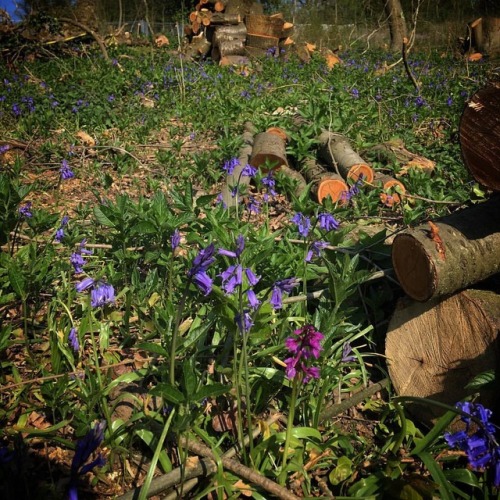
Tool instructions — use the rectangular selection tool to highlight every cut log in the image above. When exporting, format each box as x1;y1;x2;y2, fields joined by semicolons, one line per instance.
245;46;267;58
373;173;406;207
266;127;288;142
213;23;247;45
279;164;307;197
317;132;374;183
467;17;500;57
246;33;279;50
460;82;500;191
281;21;294;38
218;39;246;58
302;158;348;204
245;14;284;37
249;131;288;171
385;290;500;426
392;195;500;302
185;32;211;59
222;121;256;207
219;54;250;66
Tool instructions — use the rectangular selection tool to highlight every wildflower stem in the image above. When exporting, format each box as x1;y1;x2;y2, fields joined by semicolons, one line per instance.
169;286;189;387
279;376;299;486
87;306;112;430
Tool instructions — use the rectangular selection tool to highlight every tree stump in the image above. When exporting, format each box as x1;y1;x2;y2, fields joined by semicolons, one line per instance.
392;195;500;301
460;81;500;191
386;290;500;426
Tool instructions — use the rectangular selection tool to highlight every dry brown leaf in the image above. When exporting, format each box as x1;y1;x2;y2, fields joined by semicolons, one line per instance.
155;34;169;47
467;52;482;61
76;130;96;146
233;479;253;497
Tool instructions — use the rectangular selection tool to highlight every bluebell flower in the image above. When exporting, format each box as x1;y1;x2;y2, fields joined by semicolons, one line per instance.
270;278;299;309
444;401;500;487
60;159;75;180
75;277;95;292
291;212;311;238
414;96;426;107
188;243;216;277
318;213;339;232
351;88;359;99
247;289;260;309
447;96;453;106
69;421;106;499
68;327;80;353
341;342;356;362
55;216;69;242
220;264;243;294
236;310;253;333
223;158;239;175
170;229;181;250
70;253;86;274
192;271;213;296
241;163;258;178
246;196;260;214
219;235;244;258
90;282;115;308
305;240;328;262
18;201;32;218
245;268;260;286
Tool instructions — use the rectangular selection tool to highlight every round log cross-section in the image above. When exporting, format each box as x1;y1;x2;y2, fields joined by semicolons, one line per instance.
386;290;500;426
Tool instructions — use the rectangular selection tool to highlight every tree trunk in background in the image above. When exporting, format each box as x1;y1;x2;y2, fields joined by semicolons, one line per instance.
384;0;407;52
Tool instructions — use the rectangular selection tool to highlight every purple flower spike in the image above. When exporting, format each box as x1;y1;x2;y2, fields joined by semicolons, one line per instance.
19;202;33;218
171;229;181;250
284;325;324;382
223;157;240;175
90;282;115;308
241;163;258;178
291;212;311;238
60;159;75;180
68;327;80;353
188;243;216;277
318;213;339;232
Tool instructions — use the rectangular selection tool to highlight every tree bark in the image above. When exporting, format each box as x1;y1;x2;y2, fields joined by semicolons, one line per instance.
460;81;500;191
317;132;374;183
386;290;500;426
384;0;407;53
392;195;500;302
249;132;288;171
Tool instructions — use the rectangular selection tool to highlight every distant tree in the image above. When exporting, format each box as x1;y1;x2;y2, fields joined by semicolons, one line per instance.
383;0;407;52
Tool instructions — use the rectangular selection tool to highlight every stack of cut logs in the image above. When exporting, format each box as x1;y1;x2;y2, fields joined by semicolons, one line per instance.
184;0;294;63
386;81;500;425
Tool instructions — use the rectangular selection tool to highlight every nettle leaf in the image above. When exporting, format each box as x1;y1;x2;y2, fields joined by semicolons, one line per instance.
93;206;116;227
8;263;27;300
130;221;157;235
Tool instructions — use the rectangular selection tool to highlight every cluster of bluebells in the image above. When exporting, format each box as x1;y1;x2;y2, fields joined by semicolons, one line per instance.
71;240;115;308
444;401;500;487
60;159;75;180
188;243;216;296
291;211;340;262
219;157;259;207
68;421;106;500
18;201;33;218
68;327;80;354
341;176;364;204
284;325;324;383
76;278;115;308
270;278;299;310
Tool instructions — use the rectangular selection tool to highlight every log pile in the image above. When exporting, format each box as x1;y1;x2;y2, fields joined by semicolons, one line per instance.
386;82;500;425
184;0;295;63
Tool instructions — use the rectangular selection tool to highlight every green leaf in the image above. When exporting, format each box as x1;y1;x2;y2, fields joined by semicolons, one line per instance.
93;206;116;227
193;383;230;402
182;360;197;397
329;455;353;486
443;468;480;488
8;263;27;300
290;426;322;440
465;369;495;390
418;451;454;500
150;383;185;404
130;221;157;235
134;428;172;473
136;342;168;357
